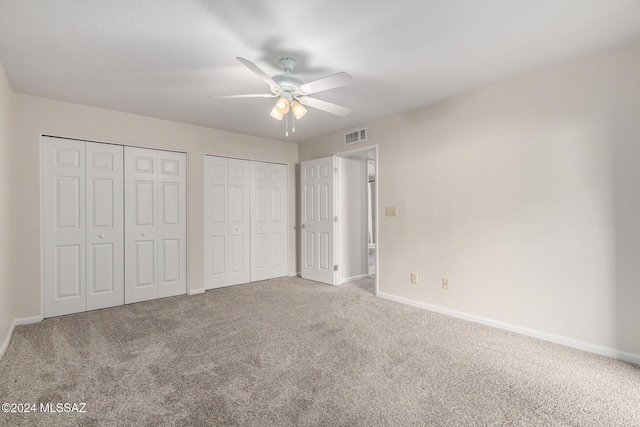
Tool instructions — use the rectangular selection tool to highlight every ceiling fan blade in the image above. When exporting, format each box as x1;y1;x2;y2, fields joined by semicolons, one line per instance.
298;96;351;116
217;94;279;98
299;72;353;95
236;57;282;91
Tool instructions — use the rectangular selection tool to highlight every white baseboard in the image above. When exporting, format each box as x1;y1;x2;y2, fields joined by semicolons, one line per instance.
188;288;205;295
339;273;370;285
291;272;300;277
15;315;42;326
0;315;42;361
377;291;640;366
0;322;15;362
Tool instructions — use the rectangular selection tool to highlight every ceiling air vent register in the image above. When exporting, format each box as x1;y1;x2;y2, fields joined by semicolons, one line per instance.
345;128;367;145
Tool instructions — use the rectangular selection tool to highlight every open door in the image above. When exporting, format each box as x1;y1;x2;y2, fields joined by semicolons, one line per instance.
301;156;337;285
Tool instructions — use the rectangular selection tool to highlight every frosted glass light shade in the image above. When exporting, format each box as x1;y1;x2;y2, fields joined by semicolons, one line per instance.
270;106;284;120
275;97;290;114
291;101;307;119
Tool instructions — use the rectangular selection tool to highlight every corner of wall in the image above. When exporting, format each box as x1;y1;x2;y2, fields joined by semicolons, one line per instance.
0;60;17;360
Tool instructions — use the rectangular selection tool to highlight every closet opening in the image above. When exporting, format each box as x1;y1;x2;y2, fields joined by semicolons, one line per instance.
204;155;289;290
40;135;188;318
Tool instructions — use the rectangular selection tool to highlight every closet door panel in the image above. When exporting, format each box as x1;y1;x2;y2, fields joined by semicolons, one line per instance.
270;163;288;277
43;137;86;318
125;147;158;303
86;142;124;311
251;162;288;281
250;162;271;281
204;156;228;289
272;231;284;268
227;159;251;285
157;151;187;298
135;241;155;285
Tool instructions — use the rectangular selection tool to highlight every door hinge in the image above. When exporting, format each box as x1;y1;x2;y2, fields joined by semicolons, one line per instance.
334;265;338;271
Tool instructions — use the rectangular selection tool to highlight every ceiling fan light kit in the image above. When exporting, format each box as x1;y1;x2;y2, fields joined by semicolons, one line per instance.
223;57;353;136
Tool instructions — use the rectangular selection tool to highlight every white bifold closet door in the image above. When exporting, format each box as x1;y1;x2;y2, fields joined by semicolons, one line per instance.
125;147;187;303
42;137;124;318
251;161;288;281
204;156;287;289
204;157;251;288
226;159;251;286
204;155;228;288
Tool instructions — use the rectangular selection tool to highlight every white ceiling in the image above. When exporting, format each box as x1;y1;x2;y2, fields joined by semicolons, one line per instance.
1;1;640;143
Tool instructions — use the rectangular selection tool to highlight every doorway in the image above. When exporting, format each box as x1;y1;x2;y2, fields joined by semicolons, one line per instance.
299;146;378;294
336;146;377;293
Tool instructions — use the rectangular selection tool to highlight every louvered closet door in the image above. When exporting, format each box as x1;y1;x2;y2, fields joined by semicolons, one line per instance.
85;142;124;311
125;147;159;303
251;162;288;281
204;156;228;289
227;159;251;286
43;137;87;317
157;150;187;298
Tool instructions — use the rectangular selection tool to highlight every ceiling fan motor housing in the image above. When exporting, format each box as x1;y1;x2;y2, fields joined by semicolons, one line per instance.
271;74;305;97
279;58;296;72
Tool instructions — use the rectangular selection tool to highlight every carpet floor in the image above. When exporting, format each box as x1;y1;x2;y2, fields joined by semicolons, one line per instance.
1;276;639;426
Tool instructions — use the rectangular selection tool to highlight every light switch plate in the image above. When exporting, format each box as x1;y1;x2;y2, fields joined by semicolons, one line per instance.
385;206;398;217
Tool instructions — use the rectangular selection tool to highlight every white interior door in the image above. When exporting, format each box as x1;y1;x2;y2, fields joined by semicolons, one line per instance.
301;156;337;285
227;158;251;285
157;150;187;298
124;147;158;303
204;156;228;289
85;142;124;310
43;137;86;317
251;162;288;281
269;163;288;279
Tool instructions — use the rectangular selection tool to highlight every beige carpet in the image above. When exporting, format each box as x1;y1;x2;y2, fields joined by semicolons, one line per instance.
1;276;639;426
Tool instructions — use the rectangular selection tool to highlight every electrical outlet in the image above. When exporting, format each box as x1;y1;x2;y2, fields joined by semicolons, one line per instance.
442;278;450;290
411;273;418;285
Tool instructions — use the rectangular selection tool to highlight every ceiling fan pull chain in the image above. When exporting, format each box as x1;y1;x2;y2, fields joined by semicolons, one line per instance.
285;112;289;137
292;113;296;133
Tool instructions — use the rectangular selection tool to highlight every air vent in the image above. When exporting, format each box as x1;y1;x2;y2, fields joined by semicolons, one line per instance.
344;128;367;145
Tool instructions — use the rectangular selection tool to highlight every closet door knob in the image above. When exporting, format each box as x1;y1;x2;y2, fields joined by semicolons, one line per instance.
142;232;147;236
235;228;239;231
99;234;105;239
260;227;264;231
301;224;305;229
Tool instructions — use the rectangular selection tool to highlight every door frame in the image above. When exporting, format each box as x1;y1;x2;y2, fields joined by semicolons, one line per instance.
334;144;379;295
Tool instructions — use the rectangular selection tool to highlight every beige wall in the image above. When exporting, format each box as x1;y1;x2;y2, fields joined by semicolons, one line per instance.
300;43;640;356
0;62;15;349
13;94;298;319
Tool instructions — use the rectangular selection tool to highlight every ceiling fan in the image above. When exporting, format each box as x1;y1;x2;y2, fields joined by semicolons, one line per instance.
220;57;353;135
